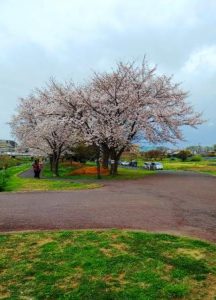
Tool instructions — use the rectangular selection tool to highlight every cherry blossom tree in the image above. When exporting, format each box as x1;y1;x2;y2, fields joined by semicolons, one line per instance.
72;60;203;175
48;81;103;178
11;59;203;177
11;87;78;176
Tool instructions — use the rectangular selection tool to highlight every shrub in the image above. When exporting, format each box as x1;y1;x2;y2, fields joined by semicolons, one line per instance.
176;150;192;161
190;155;202;162
169;157;178;161
142;150;166;161
0;170;7;192
0;155;23;169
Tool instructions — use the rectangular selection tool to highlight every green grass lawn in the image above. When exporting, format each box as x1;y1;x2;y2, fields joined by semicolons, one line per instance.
0;230;215;299
162;159;216;175
43;162;155;180
0;165;100;192
112;167;156;179
2;158;215;193
43;158;216;181
133;157;216;176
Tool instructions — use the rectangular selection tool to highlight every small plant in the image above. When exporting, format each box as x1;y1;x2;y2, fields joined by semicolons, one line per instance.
190;155;202;162
0;169;7;192
169;157;178;161
177;150;192;161
164;283;189;298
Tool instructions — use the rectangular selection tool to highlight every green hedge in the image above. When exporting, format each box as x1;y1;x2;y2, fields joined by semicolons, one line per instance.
0;169;7;191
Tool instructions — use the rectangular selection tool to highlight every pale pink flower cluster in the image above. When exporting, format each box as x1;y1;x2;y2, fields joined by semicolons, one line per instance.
11;60;202;175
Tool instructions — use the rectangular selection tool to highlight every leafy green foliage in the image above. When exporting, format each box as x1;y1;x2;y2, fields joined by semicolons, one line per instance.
176;150;192;161
68;143;97;163
189;155;203;162
141;149;166;161
0;169;7;191
0;155;30;169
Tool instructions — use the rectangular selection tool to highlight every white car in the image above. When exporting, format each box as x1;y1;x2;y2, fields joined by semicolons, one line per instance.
143;162;163;170
120;161;130;166
151;162;163;170
143;162;152;170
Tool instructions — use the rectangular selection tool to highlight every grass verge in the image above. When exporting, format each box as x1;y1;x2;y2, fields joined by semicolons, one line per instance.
43;163;156;180
163;160;216;176
134;158;216;176
0;230;215;299
43;159;216;180
1;165;100;192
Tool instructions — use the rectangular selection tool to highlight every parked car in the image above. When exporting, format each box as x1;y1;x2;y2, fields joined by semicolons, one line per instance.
150;162;163;170
143;162;164;170
129;160;137;167
120;161;130;166
143;162;152;170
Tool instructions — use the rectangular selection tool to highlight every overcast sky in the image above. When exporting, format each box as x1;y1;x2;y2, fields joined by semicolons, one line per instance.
0;0;215;147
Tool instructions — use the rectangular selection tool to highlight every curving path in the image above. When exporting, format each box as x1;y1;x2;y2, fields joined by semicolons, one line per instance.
0;172;215;242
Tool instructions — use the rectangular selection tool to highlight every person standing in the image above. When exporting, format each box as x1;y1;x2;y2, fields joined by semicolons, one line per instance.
32;159;41;179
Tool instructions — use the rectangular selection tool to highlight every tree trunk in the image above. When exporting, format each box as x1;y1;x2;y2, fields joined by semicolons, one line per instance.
53;158;59;177
110;149;118;176
90;144;102;179
96;157;101;179
110;159;118;176
110;147;125;176
52;151;60;177
95;146;101;179
101;145;110;169
49;155;53;172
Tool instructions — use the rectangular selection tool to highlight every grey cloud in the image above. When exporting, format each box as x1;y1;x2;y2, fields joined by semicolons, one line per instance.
0;0;215;145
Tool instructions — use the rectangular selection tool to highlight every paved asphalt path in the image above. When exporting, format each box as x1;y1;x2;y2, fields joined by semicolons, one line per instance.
0;172;215;242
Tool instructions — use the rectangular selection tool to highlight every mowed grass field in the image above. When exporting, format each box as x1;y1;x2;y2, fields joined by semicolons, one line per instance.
43;158;216;180
0;230;215;299
163;160;216;175
43;162;155;180
120;157;216;176
0;165;100;192
1;158;215;193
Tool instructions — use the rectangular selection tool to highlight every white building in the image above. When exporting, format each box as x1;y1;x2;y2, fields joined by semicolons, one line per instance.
0;139;17;153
